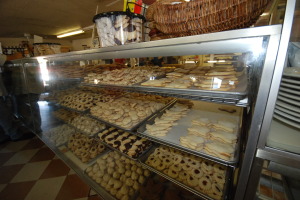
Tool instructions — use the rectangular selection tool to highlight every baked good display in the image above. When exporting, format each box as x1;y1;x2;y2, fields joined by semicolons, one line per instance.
45;124;76;146
144;146;227;200
180;117;238;161
98;128;152;158
140;64;244;92
67;133;106;163
50;64;85;79
146;102;191;137
90;96;167;129
84;66;165;86
85;151;151;200
137;174;199;200
58;90;119;111
69;115;106;136
53;109;78;123
93;12;145;47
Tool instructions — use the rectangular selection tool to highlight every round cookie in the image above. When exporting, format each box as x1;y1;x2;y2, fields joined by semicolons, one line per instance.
191;168;203;179
213;173;226;184
201;161;213;174
187;175;199;187
198;175;212;191
167;169;179;179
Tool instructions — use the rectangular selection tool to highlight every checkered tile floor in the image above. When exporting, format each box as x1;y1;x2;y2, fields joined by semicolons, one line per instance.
0;137;102;200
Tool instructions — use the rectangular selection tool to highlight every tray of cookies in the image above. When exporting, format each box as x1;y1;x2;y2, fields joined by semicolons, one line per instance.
67;133;108;163
68;115;106;137
52;108;79;123
139;145;231;200
136;173;203;200
97;127;153;160
89;95;176;132
85;151;152;200
136;64;247;100
57;88;124;113
44;124;77;147
137;100;243;165
83;66;165;86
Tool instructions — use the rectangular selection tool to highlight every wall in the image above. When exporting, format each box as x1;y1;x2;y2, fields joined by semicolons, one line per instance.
0;37;72;47
72;38;93;51
0;37;96;52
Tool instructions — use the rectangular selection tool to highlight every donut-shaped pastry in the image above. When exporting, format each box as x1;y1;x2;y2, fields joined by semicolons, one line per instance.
156;162;166;171
213;173;226;184
167;169;179;179
211;183;223;196
152;158;161;168
213;163;226;175
187;175;199;187
178;171;189;181
192;168;203;179
201;161;213;174
198;175;212;191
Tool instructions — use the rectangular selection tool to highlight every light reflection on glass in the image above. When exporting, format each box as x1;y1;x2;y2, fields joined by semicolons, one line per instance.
37;57;49;86
212;77;222;89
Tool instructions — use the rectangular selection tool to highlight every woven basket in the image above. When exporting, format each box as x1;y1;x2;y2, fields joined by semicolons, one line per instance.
150;0;271;35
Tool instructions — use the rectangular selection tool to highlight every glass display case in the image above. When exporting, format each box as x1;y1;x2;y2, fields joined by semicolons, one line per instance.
244;0;300;199
4;1;298;199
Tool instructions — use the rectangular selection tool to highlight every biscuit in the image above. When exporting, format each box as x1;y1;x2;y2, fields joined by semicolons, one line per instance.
198;175;212;191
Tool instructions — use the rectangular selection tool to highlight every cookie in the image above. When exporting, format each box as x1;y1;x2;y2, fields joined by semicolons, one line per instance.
198;175;212;191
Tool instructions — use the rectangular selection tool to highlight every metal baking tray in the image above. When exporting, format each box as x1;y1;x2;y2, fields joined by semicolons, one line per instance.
67;136;110;164
57;104;90;114
66;114;107;138
135;73;248;100
66;123;106;138
137;100;243;166
84;150;151;200
43;124;77;147
138;145;232;200
87;98;177;132
83;151;116;200
96;128;154;161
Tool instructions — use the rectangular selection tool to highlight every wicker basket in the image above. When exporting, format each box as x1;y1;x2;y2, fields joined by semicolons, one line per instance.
150;0;271;35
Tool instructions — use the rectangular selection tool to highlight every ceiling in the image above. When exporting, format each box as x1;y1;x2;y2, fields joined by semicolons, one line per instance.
0;0;124;40
0;0;298;41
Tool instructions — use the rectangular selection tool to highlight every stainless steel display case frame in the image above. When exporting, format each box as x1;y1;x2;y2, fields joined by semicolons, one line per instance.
238;0;299;199
42;24;283;200
12;13;297;199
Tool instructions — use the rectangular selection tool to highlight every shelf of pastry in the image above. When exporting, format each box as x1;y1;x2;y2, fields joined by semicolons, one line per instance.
139;145;232;200
36;132;116;200
137;100;243;166
85;94;176;132
137;173;203;200
97;127;153;160
80;68;248;107
84;150;152;200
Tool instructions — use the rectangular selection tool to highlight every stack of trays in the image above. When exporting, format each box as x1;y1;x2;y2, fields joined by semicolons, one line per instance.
274;71;300;129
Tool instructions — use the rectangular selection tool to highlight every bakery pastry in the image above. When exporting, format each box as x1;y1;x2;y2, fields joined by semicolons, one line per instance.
179;135;205;150
204;141;235;160
188;125;211;138
213;119;237;133
209;130;238;144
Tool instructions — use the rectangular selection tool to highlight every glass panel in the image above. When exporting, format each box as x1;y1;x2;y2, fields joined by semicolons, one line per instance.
26;34;271;199
266;0;300;154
